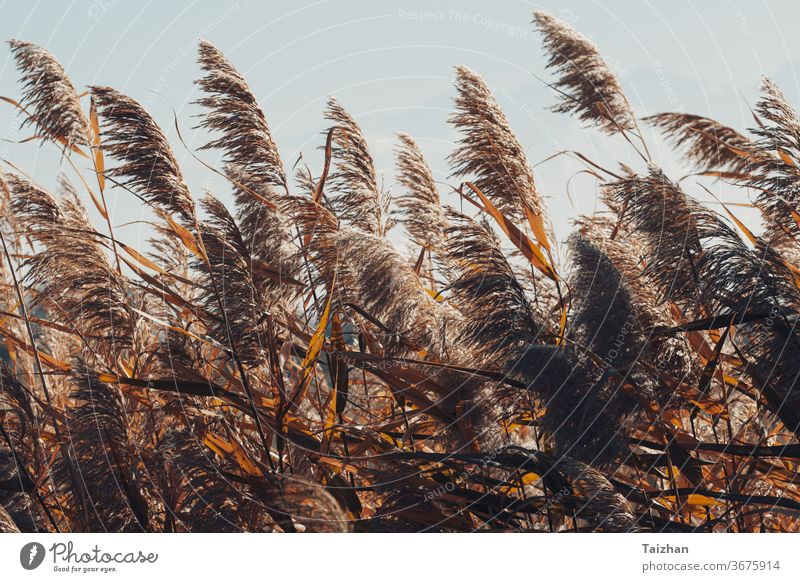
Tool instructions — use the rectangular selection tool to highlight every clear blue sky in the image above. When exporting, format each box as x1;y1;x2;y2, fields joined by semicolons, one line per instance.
2;0;799;249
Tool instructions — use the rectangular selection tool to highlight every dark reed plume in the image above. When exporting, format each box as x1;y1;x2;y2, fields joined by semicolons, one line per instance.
575;216;696;387
604;166;710;307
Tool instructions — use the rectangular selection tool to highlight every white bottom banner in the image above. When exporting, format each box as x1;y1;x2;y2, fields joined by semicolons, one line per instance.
1;533;797;581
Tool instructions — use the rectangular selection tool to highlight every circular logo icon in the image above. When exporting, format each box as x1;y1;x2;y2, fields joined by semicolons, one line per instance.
20;542;46;570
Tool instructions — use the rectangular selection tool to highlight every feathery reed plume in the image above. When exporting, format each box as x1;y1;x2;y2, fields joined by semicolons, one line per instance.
446;212;540;361
511;344;629;467
148;330;227;420
325;97;392;236
8;40;90;147
224;164;299;285
606;167;800;435
0;505;20;533
331;228;448;356
565;235;652;462
90;86;196;223
533;11;636;135
9;174;136;355
694;227;781;313
568;234;642;371
63;363;150;532
605;166;706;306
195;194;267;366
743;77;800;241
394;132;447;251
444;219;629;465
645;112;753;172
557;456;638;532
195;42;298;277
290;193;463;434
576;216;695;384
0;360;39;479
607;166;762;311
269;478;349;533
157;430;251;532
698;237;800;433
430;219;544;447
283;193;341;288
0;361;35;448
449;66;548;226
0;362;39;532
611;162;800;435
195;41;286;191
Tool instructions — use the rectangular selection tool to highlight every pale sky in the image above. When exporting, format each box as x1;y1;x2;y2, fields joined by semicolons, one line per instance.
2;0;800;250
